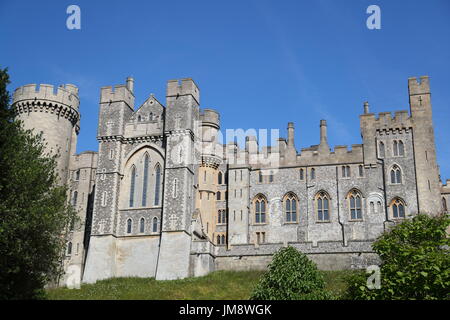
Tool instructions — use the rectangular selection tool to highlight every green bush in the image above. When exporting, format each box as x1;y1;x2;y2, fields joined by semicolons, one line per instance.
250;246;333;300
344;214;450;300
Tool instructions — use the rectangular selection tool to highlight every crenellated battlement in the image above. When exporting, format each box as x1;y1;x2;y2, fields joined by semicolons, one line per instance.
100;83;134;108
360;109;412;133
200;108;220;129
408;76;430;96
166;78;200;105
13;83;79;109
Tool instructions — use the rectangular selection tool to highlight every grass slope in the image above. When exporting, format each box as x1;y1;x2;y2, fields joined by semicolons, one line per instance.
47;270;349;300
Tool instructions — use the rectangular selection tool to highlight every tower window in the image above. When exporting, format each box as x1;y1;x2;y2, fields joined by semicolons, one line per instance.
254;194;267;224
154;164;161;205
390;165;402;184
152;217;158;233
127;218;132;234
316;191;330;221
140;217;145;233
284;193;298;223
359;165;364;177
342;165;351;178
129;166;136;207
142;154;149;207
379;141;385;158
348;190;363;220
390;198;406;219
299;168;304;180
311;168;316;180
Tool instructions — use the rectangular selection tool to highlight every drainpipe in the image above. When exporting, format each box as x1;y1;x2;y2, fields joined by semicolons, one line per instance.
336;166;346;246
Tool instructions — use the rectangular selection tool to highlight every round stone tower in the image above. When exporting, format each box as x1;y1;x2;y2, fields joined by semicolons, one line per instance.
12;83;80;184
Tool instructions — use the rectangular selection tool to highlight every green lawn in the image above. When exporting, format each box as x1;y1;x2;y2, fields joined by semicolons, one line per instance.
47;270;350;300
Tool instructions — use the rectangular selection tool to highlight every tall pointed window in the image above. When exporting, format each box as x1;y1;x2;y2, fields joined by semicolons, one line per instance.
152;217;158;232
311;168;316;180
154;164;161;205
393;140;405;157
254;194;267;224
75;170;80;181
348;190;363;220
140;217;145;233
142;154;149;206
218;172;223;184
258;171;263;183
129;166;136;207
284;193;298;223
359;165;364;177
299;168;304;180
216;191;221;201
390;165;402;184
127;219;132;234
269;171;274;183
390;198;406;218
72;191;78;206
443;197;447;212
379;141;385;158
67;242;72;255
316;191;330;221
342;165;351;178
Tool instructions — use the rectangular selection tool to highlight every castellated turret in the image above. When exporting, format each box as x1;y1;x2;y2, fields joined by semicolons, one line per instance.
12;83;80;183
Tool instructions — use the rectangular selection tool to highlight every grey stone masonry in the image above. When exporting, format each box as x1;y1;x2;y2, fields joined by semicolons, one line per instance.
12;76;448;285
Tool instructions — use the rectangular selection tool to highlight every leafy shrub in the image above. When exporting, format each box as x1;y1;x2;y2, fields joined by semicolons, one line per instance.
344;214;450;300
250;246;333;300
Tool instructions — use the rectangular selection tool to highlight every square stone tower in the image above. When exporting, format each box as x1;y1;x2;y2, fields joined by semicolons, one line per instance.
155;79;201;280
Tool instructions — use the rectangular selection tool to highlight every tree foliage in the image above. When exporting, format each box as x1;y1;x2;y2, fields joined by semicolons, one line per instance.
0;68;76;299
344;214;450;300
250;246;333;300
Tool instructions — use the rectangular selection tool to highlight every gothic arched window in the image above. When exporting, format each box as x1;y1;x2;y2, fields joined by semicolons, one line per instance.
316;191;330;221
348;189;363;220
218;172;223;185
217;191;221;201
221;235;225;245
254;194;267;224
379;141;385;158
154;164;161;205
284;193;298;223
152;217;158;233
342;165;351;178
390;165;402;184
72;191;78;206
142;154;149;207
359;165;364;177
299;168;304;180
75;170;80;181
129;166;136;207
67;242;72;255
140;217;145;233
311;168;316;180
127;218;132;234
390;198;406;219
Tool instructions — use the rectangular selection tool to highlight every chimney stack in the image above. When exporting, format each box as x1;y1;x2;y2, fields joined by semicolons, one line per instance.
318;120;330;153
364;101;369;114
287;122;295;147
126;77;134;93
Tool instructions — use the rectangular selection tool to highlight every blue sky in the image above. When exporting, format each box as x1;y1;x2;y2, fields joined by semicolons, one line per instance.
1;0;449;181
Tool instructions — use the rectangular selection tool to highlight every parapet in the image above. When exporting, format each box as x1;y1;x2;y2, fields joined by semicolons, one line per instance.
100;81;134;109
360;109;412;132
13;83;80;110
408;76;430;96
200;108;220;129
166;78;200;105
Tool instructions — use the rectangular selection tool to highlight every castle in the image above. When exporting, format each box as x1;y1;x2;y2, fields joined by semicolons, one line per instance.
11;76;450;285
